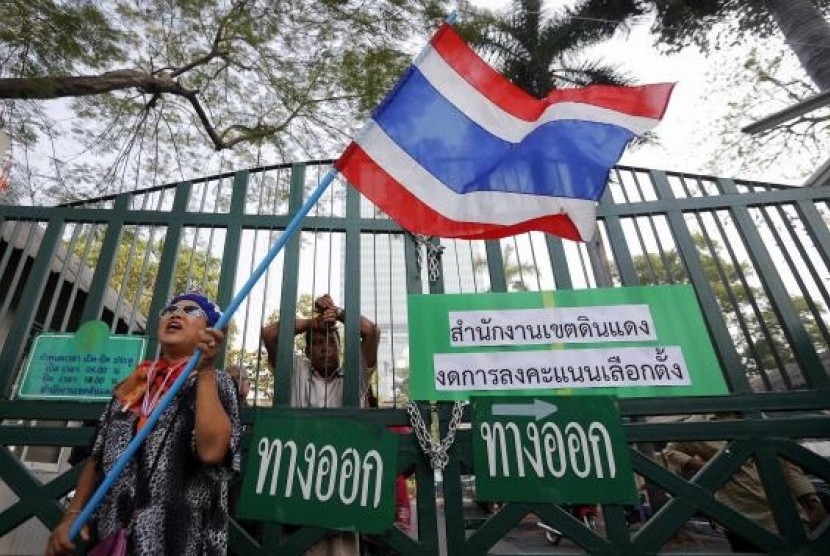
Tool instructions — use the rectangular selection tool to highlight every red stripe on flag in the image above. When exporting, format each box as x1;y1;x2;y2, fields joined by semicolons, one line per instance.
545;83;676;119
335;144;583;241
430;24;674;122
430;24;546;122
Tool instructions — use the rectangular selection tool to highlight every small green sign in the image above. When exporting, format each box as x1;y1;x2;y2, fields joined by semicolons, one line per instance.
237;413;399;534
473;396;637;504
408;285;728;401
17;321;146;401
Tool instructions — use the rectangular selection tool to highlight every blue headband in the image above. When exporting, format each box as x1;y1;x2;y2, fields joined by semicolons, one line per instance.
170;291;222;327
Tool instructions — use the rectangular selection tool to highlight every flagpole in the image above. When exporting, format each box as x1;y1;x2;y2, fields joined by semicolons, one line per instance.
70;167;340;540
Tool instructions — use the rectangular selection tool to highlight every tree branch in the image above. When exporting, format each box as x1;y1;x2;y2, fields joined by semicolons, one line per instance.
0;70;197;99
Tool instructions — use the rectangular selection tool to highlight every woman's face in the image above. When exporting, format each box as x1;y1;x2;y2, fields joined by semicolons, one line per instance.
156;301;208;357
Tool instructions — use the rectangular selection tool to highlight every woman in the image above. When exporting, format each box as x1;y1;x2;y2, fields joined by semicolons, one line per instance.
47;288;242;555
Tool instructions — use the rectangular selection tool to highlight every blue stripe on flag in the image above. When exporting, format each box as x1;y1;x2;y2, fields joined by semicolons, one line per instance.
485;121;634;200
373;68;634;201
373;68;508;191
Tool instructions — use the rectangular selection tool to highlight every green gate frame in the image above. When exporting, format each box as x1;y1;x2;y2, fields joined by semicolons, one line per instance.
0;162;828;555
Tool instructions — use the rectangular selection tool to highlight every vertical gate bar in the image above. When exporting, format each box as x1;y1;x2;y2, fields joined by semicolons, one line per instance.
402;228;441;554
602;215;638;286
215;170;249;364
592;186;622;287
146;182;192;358
383;234;397;408
0;222;38;320
650;170;750;393
0;220;23;287
43;222;82;331
343;181;362;408
126;224;157;335
60;223;98;332
426;235;450;554
79;194;129;324
0;219;63;396
109;223;138;334
624;173;658;283
441;408;465;556
273;163;306;408
653;215;678;284
262;163;305;552
719;178;829;390
403;233;422;295
484;240;507;292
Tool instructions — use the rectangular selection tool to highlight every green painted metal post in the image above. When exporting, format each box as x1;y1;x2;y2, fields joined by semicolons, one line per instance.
79;194;130;324
145;181;192;358
0;219;64;395
719;178;830;390
343;181;361;408
273;163;306;408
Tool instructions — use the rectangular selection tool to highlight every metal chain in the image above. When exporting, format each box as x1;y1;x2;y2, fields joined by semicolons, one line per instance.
426;240;444;282
410;233;444;283
412;233;424;274
405;401;465;470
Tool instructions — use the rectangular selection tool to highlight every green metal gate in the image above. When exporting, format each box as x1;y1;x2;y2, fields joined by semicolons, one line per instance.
0;161;828;554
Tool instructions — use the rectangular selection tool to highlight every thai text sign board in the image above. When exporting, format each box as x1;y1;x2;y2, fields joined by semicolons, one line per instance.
237;413;398;534
473;395;637;503
17;321;146;401
408;285;727;401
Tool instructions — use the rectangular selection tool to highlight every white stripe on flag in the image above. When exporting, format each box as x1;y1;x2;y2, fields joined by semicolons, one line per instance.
416;47;661;142
357;124;598;240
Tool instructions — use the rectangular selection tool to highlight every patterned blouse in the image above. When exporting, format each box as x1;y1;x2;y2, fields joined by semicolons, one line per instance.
90;370;242;555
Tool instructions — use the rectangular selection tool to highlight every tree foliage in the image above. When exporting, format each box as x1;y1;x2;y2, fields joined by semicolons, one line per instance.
561;0;830;180
0;0;438;203
0;0;123;76
573;0;830;90
456;0;635;97
699;44;829;181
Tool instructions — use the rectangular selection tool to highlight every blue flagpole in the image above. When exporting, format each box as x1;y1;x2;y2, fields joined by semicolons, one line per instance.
70;167;340;540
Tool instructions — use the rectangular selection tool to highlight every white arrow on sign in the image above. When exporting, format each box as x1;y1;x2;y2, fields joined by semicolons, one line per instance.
491;399;558;421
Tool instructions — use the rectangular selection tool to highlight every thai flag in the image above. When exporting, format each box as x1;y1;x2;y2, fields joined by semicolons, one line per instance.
335;23;674;242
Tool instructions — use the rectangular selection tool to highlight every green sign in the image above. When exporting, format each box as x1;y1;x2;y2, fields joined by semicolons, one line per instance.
408;285;727;401
17;321;146;401
237;413;398;534
473;396;637;504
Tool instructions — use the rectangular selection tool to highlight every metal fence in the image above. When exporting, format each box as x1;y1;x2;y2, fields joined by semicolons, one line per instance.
0;160;828;554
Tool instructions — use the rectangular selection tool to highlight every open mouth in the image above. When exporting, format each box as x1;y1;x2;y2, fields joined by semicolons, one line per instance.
165;319;184;332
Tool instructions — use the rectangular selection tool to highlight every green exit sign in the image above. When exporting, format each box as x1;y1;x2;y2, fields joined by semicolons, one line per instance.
473;395;637;504
236;413;399;534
